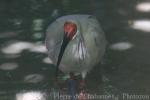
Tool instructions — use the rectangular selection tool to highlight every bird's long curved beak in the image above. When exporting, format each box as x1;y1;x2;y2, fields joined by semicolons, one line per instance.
55;33;70;77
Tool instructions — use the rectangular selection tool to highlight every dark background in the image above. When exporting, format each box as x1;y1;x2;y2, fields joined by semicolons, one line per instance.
0;0;150;99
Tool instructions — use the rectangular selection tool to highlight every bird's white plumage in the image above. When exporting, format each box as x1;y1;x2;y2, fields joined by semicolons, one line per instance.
46;14;106;79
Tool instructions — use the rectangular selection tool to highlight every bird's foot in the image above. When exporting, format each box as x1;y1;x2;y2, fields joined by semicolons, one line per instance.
78;89;88;100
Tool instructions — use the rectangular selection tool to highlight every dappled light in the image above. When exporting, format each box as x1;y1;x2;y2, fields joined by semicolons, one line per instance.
110;42;133;51
1;42;33;54
12;18;23;26
42;57;53;64
16;91;46;100
29;42;47;53
51;9;60;18
130;20;150;32
136;2;150;12
32;32;43;39
1;41;47;54
0;62;18;71
32;19;44;31
23;74;44;83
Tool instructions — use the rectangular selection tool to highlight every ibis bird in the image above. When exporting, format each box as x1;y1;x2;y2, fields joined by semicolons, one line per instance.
45;14;106;87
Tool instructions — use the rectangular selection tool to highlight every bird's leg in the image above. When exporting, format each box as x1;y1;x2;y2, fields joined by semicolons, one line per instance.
78;72;88;100
68;72;77;100
80;71;87;89
78;89;88;100
80;79;85;88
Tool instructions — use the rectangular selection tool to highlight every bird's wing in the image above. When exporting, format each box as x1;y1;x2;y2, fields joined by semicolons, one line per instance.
46;20;64;64
46;38;62;64
76;33;89;64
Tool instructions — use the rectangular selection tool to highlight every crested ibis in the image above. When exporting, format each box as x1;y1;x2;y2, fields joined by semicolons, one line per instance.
45;14;106;87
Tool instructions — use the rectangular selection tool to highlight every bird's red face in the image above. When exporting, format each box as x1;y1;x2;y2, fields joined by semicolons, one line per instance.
64;22;77;40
